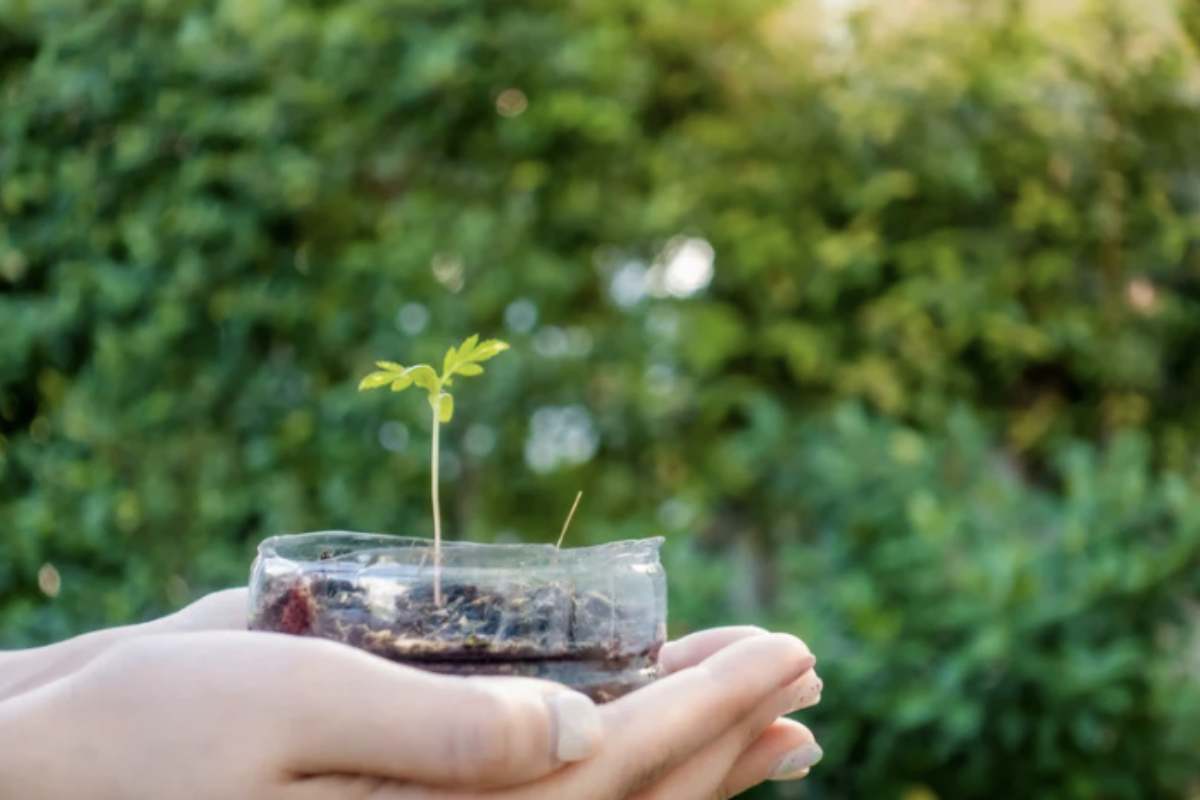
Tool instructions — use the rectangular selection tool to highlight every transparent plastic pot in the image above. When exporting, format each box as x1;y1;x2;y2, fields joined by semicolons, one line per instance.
249;532;668;702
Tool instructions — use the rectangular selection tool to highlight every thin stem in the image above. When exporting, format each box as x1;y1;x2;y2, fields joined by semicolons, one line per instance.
431;406;443;606
556;491;583;549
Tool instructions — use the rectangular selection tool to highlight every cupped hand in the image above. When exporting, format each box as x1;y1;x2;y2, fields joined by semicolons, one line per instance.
387;628;823;800
0;629;606;799
0;590;823;799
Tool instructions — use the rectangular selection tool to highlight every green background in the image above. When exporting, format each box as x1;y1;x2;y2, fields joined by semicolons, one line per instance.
3;0;1200;797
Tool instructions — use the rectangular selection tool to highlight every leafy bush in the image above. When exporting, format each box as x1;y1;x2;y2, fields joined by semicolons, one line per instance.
2;0;1199;797
687;407;1200;798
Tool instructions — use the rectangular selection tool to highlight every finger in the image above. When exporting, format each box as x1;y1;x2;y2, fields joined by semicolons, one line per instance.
727;719;822;793
631;680;821;800
263;635;601;788
712;719;821;798
658;626;767;675
343;726;818;800
789;669;823;711
0;624;157;703
158;587;249;633
285;775;400;800
568;633;815;799
294;725;819;800
162;588;249;632
373;659;822;800
0;589;250;703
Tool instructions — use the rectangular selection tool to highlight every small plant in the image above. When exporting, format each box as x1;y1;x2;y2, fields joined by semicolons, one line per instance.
358;334;509;604
254;341;665;703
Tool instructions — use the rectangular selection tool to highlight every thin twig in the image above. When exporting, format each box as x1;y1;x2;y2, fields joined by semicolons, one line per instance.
556;491;583;549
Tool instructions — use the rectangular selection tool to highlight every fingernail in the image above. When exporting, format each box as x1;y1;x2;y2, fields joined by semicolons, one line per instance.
789;671;823;712
769;743;823;780
550;691;602;762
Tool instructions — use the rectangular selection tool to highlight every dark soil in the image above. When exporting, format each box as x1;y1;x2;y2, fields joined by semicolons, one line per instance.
251;572;662;703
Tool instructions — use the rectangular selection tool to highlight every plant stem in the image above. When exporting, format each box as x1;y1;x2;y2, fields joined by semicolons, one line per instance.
556;490;583;549
430;407;443;606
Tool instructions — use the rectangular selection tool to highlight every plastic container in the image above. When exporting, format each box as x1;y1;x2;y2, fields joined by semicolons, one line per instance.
249;532;668;702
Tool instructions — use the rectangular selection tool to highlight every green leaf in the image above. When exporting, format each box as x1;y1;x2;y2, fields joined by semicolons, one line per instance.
443;334;486;377
362;337;503;407
358;371;394;391
470;339;510;362
407;365;439;394
459;333;480;358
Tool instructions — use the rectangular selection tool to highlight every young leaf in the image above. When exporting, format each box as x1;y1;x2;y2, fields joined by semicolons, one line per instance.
471;339;510;362
455;363;483;377
407;365;439;395
459;333;480;358
376;361;406;373
390;373;414;391
358;371;395;391
444;334;483;376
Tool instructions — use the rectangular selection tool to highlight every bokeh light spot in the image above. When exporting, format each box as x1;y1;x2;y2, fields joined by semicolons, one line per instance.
431;253;465;292
496;87;528;117
524;405;599;473
655;237;715;298
379;421;410;452
38;563;61;598
464;423;497;458
609;261;648;308
396;302;430;335
505;298;539;333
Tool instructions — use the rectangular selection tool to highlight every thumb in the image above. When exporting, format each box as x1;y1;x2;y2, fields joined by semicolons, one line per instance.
270;639;602;788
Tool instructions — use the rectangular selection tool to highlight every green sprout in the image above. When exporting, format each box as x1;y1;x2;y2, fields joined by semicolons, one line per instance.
358;334;510;605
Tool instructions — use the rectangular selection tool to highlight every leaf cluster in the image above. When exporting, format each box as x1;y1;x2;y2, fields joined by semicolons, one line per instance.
357;335;510;423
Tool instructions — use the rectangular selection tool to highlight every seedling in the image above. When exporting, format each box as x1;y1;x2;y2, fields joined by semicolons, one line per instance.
253;347;664;703
358;334;509;604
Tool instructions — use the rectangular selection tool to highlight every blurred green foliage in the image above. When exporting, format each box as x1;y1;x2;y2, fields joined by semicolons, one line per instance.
2;0;1200;797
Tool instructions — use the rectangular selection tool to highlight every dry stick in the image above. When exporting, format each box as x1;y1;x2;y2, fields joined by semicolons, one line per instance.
556;491;584;549
430;408;443;606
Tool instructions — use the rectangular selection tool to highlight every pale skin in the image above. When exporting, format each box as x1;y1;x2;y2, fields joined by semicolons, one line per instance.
0;590;823;799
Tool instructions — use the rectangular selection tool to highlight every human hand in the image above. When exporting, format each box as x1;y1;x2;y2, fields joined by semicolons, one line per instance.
0;629;606;799
0;588;247;703
1;591;823;798
391;628;822;800
0;626;820;800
